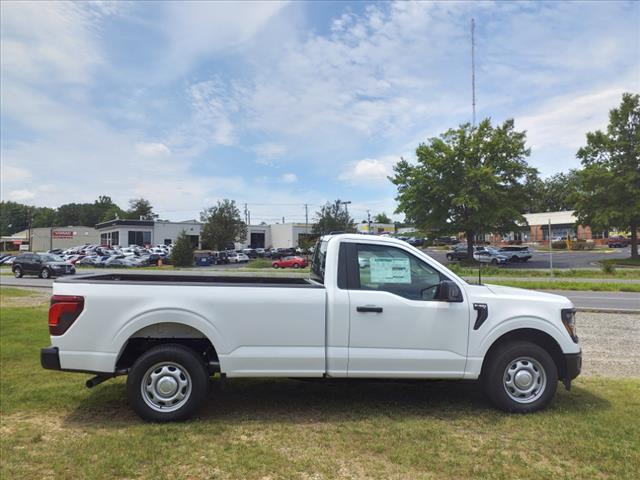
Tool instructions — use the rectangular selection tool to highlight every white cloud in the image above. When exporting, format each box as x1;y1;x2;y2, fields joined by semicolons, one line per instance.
518;85;633;151
0;1;112;85
188;79;240;146
281;173;298;183
338;155;401;184
6;189;35;202
135;142;171;157
254;143;287;165
161;1;287;76
1;165;32;182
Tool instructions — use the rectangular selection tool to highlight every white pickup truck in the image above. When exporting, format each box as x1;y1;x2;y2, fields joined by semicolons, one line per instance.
41;234;581;421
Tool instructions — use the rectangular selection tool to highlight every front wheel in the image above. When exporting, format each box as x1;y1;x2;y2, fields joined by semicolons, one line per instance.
491;259;498;265
127;344;209;422
13;266;23;278
481;341;558;413
293;263;300;269
40;268;51;279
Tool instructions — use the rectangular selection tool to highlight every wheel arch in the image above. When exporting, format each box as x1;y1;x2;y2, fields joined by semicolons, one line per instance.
112;309;226;372
480;328;567;380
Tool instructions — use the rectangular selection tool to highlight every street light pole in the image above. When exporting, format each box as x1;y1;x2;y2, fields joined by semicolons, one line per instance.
340;201;352;231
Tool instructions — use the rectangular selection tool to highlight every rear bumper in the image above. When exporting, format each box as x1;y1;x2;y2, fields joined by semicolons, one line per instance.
563;351;582;380
41;346;61;370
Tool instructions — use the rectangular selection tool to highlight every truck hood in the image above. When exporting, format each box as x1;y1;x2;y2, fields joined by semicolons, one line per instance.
484;283;571;305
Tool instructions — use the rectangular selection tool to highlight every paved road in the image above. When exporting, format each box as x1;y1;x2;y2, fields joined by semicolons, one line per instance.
3;273;638;311
423;246;633;269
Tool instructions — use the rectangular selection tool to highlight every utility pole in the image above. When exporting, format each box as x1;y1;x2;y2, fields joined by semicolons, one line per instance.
549;218;554;278
340;201;352;231
367;210;371;235
248;210;251;226
304;204;309;233
471;18;476;127
243;203;248;224
282;216;285;224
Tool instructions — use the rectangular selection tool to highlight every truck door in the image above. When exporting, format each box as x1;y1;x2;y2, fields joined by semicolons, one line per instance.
346;242;470;378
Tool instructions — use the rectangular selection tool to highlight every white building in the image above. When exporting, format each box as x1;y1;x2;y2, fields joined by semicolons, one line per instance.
241;223;314;249
95;219;201;248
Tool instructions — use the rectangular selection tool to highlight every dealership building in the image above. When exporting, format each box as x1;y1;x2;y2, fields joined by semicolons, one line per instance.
95;219;202;248
0;226;100;252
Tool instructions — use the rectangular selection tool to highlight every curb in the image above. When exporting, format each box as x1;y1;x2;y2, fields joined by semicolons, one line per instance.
576;307;640;315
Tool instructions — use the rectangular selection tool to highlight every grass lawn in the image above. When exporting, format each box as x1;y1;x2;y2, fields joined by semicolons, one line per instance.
1;287;639;478
449;266;640;279
482;280;640;292
600;257;640;267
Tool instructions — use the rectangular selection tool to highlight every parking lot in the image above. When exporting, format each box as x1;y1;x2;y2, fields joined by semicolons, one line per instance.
424;246;633;269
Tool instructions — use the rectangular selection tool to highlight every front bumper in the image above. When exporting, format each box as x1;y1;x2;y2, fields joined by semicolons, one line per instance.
41;346;61;370
564;351;582;380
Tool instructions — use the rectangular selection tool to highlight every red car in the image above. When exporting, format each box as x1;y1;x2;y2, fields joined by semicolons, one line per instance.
272;255;307;269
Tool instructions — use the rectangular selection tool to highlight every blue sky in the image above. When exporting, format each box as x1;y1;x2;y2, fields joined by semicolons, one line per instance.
1;1;638;224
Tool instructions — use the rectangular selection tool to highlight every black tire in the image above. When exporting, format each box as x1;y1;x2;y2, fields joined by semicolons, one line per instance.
40;268;51;279
293;263;300;269
491;259;498;265
13;266;23;278
481;341;558;413
127;344;209;422
446;254;453;261
272;264;279;269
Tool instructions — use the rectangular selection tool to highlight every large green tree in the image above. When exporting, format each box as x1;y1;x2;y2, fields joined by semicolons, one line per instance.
312;200;355;235
570;93;640;258
391;118;537;258
126;198;158;220
524;170;580;213
200;199;247;250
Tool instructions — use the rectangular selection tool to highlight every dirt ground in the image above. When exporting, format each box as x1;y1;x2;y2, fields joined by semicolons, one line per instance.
577;312;640;377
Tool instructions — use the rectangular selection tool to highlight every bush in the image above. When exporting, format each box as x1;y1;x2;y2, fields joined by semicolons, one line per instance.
552;240;567;249
171;231;195;267
602;262;616;275
570;241;595;251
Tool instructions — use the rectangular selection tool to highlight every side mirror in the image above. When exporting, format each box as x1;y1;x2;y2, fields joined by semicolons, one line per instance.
436;280;463;302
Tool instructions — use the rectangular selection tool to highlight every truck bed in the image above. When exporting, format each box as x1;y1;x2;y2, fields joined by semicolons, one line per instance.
56;273;322;288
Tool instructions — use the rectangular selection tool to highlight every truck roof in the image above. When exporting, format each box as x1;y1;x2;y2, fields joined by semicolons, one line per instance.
322;233;410;247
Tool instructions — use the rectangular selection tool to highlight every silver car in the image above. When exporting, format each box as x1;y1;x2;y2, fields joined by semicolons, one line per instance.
473;248;509;265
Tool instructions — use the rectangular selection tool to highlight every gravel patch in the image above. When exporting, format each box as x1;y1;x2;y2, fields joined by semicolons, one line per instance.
577;312;640;377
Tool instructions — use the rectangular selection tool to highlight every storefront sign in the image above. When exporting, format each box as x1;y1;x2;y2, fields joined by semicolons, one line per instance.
52;230;74;239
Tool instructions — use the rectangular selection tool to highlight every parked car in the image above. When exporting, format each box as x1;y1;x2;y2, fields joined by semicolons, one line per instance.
433;236;460;246
473;248;508;265
40;233;581;421
608;236;629;248
498;246;534;262
446;244;485;261
211;251;230;265
12;252;75;278
272;255;307;269
228;252;249;263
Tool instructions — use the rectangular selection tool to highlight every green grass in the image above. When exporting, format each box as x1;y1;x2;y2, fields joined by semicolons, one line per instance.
449;265;640;279
483;280;640;292
0;286;39;297
600;257;640;267
1;287;639;478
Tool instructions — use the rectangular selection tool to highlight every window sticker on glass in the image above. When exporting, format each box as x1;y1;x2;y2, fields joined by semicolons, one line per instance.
370;257;411;284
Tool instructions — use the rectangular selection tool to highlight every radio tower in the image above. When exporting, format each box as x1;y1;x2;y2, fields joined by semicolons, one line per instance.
471;18;476;127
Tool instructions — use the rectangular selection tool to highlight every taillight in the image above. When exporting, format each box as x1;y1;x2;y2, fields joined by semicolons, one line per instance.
49;295;84;336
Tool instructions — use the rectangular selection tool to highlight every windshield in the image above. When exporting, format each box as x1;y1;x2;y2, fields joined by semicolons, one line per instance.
310;239;328;284
39;254;64;262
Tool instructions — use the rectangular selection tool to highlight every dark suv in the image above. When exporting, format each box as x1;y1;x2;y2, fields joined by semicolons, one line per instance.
12;253;75;279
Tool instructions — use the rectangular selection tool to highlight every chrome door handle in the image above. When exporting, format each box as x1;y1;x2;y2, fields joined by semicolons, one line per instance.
357;306;383;313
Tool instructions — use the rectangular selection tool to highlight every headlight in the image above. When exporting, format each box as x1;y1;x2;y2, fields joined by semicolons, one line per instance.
561;308;578;343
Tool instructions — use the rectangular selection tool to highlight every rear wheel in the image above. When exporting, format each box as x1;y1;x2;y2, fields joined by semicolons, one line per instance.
482;341;558;413
446;254;453;261
127;344;209;422
491;259;498;265
272;264;279;269
13;266;23;278
293;263;300;269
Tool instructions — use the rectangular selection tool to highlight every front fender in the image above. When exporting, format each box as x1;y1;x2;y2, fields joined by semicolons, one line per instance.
474;315;574;358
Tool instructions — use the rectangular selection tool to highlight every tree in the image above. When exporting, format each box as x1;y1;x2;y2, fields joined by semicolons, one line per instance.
524;170;580;213
373;212;392;224
570;93;640;258
200;199;247;250
311;200;355;235
0;201;30;235
391;118;537;259
127;198;158;220
171;230;195;267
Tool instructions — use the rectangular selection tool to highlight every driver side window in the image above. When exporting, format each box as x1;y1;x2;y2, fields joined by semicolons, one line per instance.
356;244;442;300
